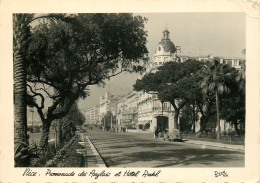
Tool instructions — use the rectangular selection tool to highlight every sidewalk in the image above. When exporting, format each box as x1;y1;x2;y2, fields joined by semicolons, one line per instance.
83;135;106;167
182;139;245;151
126;130;244;151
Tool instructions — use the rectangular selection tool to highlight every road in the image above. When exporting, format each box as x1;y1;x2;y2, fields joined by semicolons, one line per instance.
85;128;244;167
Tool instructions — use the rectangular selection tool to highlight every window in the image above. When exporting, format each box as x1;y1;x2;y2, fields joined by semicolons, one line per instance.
163;103;167;109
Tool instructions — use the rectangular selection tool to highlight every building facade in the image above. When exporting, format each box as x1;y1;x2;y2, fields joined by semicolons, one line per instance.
99;92;120;125
116;92;139;130
83;105;100;125
83;108;92;125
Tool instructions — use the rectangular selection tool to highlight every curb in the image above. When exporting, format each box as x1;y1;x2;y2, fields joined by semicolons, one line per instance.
84;136;106;167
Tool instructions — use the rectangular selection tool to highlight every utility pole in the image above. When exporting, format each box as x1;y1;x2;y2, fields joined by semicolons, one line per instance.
103;116;105;131
29;108;34;133
111;115;113;132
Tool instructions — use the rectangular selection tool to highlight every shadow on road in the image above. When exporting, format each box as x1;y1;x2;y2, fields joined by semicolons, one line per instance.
104;148;244;167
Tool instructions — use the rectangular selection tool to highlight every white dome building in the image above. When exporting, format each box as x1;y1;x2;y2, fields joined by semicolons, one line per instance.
147;28;177;72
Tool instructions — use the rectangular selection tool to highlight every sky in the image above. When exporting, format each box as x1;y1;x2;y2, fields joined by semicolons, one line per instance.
78;12;246;110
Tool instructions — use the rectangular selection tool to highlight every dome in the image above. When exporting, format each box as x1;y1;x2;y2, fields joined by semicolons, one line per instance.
158;28;176;53
159;39;176;53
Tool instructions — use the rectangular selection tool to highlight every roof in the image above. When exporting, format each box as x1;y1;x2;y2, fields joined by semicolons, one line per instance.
159;39;176;53
163;28;170;33
159;28;176;53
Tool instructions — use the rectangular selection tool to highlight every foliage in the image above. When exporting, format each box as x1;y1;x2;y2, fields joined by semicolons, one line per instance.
25;13;148;148
219;72;245;134
199;59;242;139
180;102;199;133
200;60;231;96
61;103;84;141
62;102;85;126
135;60;203;103
29;142;56;167
30;135;78;167
13;13;83;166
27;124;42;133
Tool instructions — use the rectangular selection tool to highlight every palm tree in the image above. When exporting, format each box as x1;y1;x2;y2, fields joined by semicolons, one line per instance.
13;13;72;166
13;14;34;166
200;59;230;140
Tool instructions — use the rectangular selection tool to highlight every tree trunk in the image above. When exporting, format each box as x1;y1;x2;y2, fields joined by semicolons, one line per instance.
14;51;29;166
199;115;208;134
174;109;179;130
56;120;63;150
13;14;30;166
216;92;221;140
174;109;181;138
14;53;28;144
192;103;196;134
233;121;240;135
39;121;51;149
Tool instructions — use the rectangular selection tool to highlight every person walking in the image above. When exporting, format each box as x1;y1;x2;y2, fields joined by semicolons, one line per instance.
154;127;158;139
163;129;169;141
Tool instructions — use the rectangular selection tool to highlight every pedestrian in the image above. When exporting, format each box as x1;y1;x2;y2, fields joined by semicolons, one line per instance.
163;129;169;141
154;128;158;139
158;127;161;137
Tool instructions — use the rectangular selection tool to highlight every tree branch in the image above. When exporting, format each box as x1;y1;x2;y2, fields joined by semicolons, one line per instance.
27;84;45;109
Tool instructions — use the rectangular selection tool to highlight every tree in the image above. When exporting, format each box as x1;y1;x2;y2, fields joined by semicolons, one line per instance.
59;102;85;146
200;59;231;140
26;13;148;149
191;67;217;134
13;13;72;166
13;14;33;167
134;59;203;137
220;70;245;135
54;102;85;149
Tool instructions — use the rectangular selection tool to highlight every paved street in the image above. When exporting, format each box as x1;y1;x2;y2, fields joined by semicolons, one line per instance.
85;128;244;167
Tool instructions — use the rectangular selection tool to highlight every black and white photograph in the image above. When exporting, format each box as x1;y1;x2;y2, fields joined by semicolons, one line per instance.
13;12;246;168
0;0;259;183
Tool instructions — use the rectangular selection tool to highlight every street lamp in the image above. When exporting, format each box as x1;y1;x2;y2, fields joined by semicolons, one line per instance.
161;100;164;116
29;108;34;133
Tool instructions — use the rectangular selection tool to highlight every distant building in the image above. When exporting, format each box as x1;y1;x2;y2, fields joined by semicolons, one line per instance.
219;57;245;74
116;91;139;130
83;108;92;125
99;92;121;125
83;105;100;125
177;47;214;62
94;106;100;125
147;28;177;73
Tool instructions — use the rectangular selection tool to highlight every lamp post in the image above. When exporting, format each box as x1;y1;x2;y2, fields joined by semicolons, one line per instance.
29;108;34;133
103;115;106;131
161;100;164;116
110;115;113;131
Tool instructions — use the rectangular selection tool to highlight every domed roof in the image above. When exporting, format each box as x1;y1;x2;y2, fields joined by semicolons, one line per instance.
159;28;176;53
159;39;176;53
